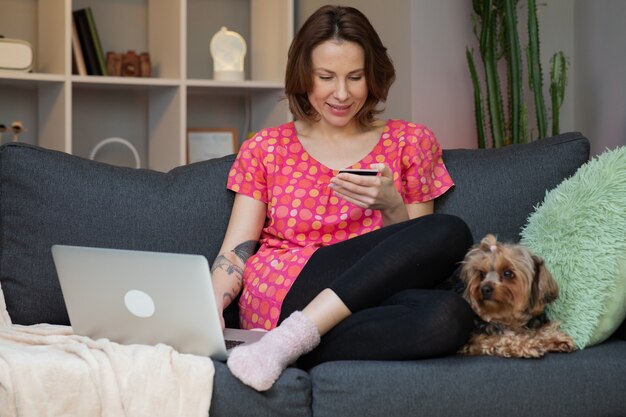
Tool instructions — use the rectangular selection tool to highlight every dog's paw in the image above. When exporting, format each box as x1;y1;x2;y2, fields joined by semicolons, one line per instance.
516;346;545;358
549;336;577;353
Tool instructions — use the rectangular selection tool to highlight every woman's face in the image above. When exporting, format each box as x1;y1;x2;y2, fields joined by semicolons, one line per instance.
307;40;368;129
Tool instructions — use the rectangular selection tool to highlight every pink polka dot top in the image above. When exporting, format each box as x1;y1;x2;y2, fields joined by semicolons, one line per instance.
227;119;454;330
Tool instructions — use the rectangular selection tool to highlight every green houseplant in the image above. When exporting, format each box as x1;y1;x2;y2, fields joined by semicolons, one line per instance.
467;0;568;148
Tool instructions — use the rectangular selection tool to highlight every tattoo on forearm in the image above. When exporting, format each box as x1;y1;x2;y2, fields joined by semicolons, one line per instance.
232;240;257;263
211;254;244;277
211;240;257;288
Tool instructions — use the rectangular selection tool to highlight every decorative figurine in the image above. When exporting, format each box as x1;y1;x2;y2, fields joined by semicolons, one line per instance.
107;51;151;77
106;51;122;76
11;120;25;142
121;50;140;77
139;52;151;77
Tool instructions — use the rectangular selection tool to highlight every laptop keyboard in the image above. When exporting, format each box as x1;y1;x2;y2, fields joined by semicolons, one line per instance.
225;339;246;350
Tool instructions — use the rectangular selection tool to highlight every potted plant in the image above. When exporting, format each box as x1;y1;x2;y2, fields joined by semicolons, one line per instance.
466;0;568;148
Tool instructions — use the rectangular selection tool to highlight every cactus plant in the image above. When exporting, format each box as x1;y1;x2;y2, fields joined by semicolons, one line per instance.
479;0;506;148
467;0;568;148
527;0;548;139
550;51;568;136
503;0;522;145
467;48;487;149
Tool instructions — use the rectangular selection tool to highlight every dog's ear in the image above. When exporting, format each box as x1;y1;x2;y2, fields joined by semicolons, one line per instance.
459;255;472;285
479;234;498;252
459;241;483;285
529;255;559;315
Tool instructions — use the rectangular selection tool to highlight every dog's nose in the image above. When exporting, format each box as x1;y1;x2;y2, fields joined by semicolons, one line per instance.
481;285;493;299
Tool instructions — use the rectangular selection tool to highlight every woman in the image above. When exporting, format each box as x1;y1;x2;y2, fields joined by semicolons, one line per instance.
211;5;474;391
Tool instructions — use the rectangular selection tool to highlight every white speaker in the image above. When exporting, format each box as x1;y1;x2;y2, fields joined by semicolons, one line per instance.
0;38;33;72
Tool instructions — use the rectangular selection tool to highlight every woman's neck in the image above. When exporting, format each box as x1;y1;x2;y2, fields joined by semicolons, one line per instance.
295;118;386;141
296;119;359;141
294;119;386;170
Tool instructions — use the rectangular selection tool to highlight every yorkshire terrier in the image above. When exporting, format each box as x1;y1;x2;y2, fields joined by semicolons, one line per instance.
458;234;576;358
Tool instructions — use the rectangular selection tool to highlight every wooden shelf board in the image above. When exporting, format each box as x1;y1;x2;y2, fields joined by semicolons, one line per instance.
186;78;284;91
70;76;181;91
0;72;65;87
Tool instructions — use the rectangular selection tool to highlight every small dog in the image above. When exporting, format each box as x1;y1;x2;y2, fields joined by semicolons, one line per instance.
458;234;576;358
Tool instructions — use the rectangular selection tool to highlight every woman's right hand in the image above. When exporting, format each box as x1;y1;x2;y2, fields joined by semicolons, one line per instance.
330;163;408;225
211;249;248;330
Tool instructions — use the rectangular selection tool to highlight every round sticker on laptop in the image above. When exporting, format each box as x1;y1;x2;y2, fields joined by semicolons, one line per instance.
124;290;156;318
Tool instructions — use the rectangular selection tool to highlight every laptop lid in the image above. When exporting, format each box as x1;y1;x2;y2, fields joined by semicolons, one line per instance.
51;245;261;360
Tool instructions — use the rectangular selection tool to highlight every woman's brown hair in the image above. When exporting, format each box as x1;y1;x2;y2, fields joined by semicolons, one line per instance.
285;5;396;128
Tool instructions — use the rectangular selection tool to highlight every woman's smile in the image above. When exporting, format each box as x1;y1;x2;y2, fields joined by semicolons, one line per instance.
327;102;352;115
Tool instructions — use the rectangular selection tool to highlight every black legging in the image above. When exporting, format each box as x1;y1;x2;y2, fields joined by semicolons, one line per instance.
279;213;475;369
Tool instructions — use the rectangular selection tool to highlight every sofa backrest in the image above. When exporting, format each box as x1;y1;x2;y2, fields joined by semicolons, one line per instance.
436;131;589;243
0;132;590;327
0;143;237;326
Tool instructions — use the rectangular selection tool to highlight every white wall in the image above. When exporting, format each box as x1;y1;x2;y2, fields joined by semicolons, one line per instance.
574;0;626;155
409;1;475;148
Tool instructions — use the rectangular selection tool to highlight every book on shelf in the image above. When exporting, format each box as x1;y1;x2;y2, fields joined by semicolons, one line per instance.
71;18;87;75
73;8;108;76
84;7;108;76
73;9;100;75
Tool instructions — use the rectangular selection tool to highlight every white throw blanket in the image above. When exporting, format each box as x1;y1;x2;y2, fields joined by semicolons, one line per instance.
0;284;215;417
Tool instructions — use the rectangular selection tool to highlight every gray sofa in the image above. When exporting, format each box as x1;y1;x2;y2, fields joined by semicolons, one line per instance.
1;132;624;417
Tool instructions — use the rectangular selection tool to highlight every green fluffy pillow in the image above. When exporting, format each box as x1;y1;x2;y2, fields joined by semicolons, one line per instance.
521;146;626;349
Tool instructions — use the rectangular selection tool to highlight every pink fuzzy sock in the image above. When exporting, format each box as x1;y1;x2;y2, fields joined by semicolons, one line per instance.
227;311;320;391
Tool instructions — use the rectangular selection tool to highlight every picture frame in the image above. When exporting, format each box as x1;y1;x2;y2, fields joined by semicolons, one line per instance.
186;128;238;163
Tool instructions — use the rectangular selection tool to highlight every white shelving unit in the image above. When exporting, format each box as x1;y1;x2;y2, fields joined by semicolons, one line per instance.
0;0;293;171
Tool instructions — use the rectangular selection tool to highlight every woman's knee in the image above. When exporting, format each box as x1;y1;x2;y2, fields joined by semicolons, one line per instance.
416;214;473;263
431;214;472;246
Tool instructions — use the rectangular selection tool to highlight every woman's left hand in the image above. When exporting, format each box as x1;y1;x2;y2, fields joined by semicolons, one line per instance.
330;163;407;224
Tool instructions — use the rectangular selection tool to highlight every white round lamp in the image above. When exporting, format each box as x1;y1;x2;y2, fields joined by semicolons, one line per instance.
210;26;247;81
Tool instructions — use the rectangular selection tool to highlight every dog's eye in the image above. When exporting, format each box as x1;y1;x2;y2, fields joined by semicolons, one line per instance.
503;270;514;279
479;271;486;280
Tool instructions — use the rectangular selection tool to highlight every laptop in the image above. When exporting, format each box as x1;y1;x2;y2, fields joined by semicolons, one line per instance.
51;244;264;361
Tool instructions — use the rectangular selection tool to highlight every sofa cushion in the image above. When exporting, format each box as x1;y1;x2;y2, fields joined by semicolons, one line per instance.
521;146;626;348
309;339;626;417
436;132;590;243
210;363;312;417
0;143;236;325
